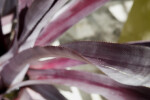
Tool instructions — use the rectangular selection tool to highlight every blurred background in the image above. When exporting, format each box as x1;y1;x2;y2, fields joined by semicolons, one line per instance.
54;0;133;45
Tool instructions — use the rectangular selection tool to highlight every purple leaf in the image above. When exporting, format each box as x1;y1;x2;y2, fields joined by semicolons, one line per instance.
30;57;85;69
15;0;34;43
18;0;68;51
0;0;16;16
2;40;150;92
62;41;150;86
27;69;150;100
18;0;55;45
0;46;87;90
2;41;150;92
35;0;108;46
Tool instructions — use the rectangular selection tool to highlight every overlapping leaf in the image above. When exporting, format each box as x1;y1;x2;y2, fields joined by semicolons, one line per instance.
18;0;69;51
35;0;108;46
27;69;150;100
1;0;150;100
62;41;150;86
0;0;109;92
18;0;55;45
0;46;88;91
2;41;150;92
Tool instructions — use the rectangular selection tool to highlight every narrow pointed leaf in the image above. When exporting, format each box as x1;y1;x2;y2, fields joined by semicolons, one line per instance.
2;41;150;91
35;0;108;46
0;46;87;90
27;69;150;100
18;0;54;45
18;0;68;51
62;41;150;86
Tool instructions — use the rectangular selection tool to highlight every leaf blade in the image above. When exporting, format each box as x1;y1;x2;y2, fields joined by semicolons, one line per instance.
27;69;150;100
0;46;87;90
35;0;108;46
18;0;55;45
18;0;69;51
30;57;85;69
62;41;150;86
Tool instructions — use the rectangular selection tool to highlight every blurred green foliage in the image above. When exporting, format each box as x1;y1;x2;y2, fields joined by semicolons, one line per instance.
119;0;150;43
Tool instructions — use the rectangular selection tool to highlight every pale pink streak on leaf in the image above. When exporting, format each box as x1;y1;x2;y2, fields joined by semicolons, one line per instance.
35;0;108;46
27;69;150;100
30;58;85;69
0;46;88;89
18;0;54;45
2;41;150;91
18;0;68;51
